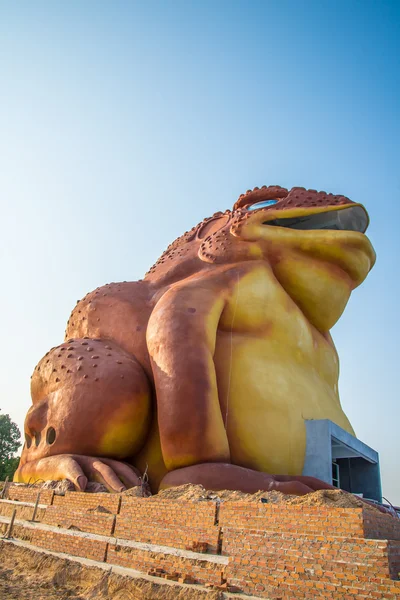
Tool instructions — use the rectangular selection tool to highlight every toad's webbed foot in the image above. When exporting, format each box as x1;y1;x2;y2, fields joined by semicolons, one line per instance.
14;454;142;492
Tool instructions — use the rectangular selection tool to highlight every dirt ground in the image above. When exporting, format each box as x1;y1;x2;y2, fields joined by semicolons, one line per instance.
0;551;87;600
23;479;383;510
156;483;384;511
0;565;83;600
0;542;222;600
6;477;387;512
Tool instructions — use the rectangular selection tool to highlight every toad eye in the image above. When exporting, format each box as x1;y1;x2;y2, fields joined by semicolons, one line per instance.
247;199;278;210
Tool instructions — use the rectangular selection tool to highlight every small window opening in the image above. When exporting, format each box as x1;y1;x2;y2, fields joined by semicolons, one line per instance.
332;461;340;488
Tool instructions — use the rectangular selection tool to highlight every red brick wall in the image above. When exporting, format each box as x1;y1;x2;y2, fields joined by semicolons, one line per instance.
1;523;34;541
106;543;225;585
119;497;217;527
31;529;108;562
219;502;367;537
2;522;107;562
223;527;400;598
7;486;54;506
43;505;116;536
0;502;46;521
116;498;220;553
218;502;400;541
388;540;400;579
4;488;400;599
363;509;400;541
53;491;121;514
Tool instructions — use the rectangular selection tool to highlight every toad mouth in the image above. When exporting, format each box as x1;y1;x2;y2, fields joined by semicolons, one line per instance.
263;206;368;234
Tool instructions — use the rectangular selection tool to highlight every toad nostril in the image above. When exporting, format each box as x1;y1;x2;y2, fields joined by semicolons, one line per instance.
25;433;32;449
46;427;56;445
35;432;41;447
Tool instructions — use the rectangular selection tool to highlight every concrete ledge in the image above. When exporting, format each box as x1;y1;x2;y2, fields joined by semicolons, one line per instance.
0;498;47;509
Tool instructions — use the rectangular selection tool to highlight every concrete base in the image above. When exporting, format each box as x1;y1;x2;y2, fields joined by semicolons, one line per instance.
302;419;382;503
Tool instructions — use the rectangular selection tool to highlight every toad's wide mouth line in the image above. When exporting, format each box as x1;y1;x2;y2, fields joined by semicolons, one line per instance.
263;206;368;233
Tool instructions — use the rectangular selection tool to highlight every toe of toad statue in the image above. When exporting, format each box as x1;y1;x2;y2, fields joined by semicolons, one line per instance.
15;185;376;495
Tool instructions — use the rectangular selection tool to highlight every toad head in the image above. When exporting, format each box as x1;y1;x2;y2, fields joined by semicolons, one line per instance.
147;185;375;332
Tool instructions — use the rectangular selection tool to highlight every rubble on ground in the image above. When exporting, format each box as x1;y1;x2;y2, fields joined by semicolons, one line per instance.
156;483;381;511
4;479;386;512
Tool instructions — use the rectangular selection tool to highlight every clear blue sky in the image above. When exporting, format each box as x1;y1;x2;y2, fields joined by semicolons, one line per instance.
1;1;399;502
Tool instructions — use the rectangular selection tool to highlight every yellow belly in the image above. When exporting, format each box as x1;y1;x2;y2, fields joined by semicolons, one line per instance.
214;333;354;476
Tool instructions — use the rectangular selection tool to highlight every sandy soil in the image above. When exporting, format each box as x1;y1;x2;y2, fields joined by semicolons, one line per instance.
0;556;87;600
10;478;387;512
156;483;382;510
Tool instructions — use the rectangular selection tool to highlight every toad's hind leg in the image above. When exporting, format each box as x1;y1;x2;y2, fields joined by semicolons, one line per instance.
14;338;151;490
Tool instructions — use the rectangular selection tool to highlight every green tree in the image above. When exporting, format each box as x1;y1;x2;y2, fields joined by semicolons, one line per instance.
0;412;21;480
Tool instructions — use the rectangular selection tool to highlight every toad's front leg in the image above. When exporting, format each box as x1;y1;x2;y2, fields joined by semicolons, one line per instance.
147;276;231;471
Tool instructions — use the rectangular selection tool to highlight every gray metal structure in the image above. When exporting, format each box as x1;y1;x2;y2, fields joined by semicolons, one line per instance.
302;419;382;503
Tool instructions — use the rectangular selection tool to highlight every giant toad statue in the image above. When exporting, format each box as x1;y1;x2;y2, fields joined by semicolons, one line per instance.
14;185;375;495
